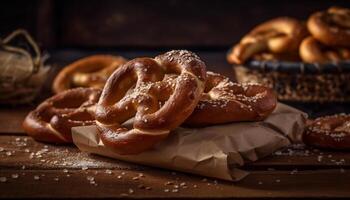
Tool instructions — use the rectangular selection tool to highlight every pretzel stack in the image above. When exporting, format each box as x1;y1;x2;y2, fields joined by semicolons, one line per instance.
23;50;277;155
228;6;350;64
228;7;350;102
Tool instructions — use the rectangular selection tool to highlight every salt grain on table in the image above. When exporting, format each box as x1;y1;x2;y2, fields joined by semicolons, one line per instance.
165;181;174;185
0;177;7;182
11;174;19;179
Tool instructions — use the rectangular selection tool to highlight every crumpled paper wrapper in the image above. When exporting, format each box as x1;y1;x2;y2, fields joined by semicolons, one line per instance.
72;103;306;181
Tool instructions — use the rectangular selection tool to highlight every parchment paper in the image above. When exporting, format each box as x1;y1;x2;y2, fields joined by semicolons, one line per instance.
72;103;306;181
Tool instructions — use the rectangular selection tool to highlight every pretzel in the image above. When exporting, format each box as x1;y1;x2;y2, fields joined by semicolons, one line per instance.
300;36;350;63
307;7;350;47
183;71;277;126
23;88;101;143
95;50;206;155
304;114;350;149
52;55;126;93
227;17;307;64
252;52;301;62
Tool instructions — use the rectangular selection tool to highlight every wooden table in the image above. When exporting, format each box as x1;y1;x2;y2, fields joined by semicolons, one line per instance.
1;50;350;199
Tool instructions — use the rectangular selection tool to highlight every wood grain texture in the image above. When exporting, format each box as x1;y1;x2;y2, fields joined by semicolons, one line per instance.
0;168;349;198
1;50;350;199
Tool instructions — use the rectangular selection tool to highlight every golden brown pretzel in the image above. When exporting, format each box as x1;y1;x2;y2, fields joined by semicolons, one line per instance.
95;50;206;155
300;36;350;63
252;52;301;62
52;55;127;93
304;114;350;150
308;7;350;47
23;88;101;143
227;17;307;64
184;71;277;126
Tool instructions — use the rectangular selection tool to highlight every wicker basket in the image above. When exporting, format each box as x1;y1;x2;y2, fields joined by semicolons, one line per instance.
234;60;350;102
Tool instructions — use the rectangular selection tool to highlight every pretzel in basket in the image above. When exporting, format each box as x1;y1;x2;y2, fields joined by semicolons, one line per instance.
308;7;350;47
252;52;301;62
52;55;126;93
227;17;307;64
300;36;350;63
95;50;206;155
183;71;277;126
304;114;350;150
23;88;101;143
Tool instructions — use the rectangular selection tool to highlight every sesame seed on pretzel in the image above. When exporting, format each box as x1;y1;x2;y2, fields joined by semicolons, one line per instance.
95;50;206;155
304;113;350;150
172;71;276;126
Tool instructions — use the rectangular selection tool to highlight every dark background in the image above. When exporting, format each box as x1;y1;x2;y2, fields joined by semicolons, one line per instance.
1;0;350;116
1;0;350;50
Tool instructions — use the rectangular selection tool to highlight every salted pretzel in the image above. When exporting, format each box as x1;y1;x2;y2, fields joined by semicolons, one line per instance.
300;36;350;63
52;55;126;93
182;72;277;126
308;7;350;47
23;88;101;143
95;50;206;155
304;114;350;150
227;17;307;64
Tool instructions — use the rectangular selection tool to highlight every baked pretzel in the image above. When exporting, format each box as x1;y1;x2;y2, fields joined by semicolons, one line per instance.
300;36;350;63
95;50;206;155
228;17;307;64
184;71;277;126
52;55;126;93
308;7;350;47
252;52;301;62
23;88;101;143
304;114;350;150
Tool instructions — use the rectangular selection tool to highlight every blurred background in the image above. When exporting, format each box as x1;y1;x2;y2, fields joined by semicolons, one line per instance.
1;0;350;116
1;0;349;50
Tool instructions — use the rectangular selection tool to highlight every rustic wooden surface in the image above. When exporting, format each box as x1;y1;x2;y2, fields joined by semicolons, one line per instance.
1;50;350;199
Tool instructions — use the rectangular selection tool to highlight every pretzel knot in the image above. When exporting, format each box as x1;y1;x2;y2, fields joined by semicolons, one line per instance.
308;7;350;47
304;114;350;150
227;17;307;64
95;50;206;155
179;72;276;126
53;55;127;93
300;36;350;63
23;88;101;143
